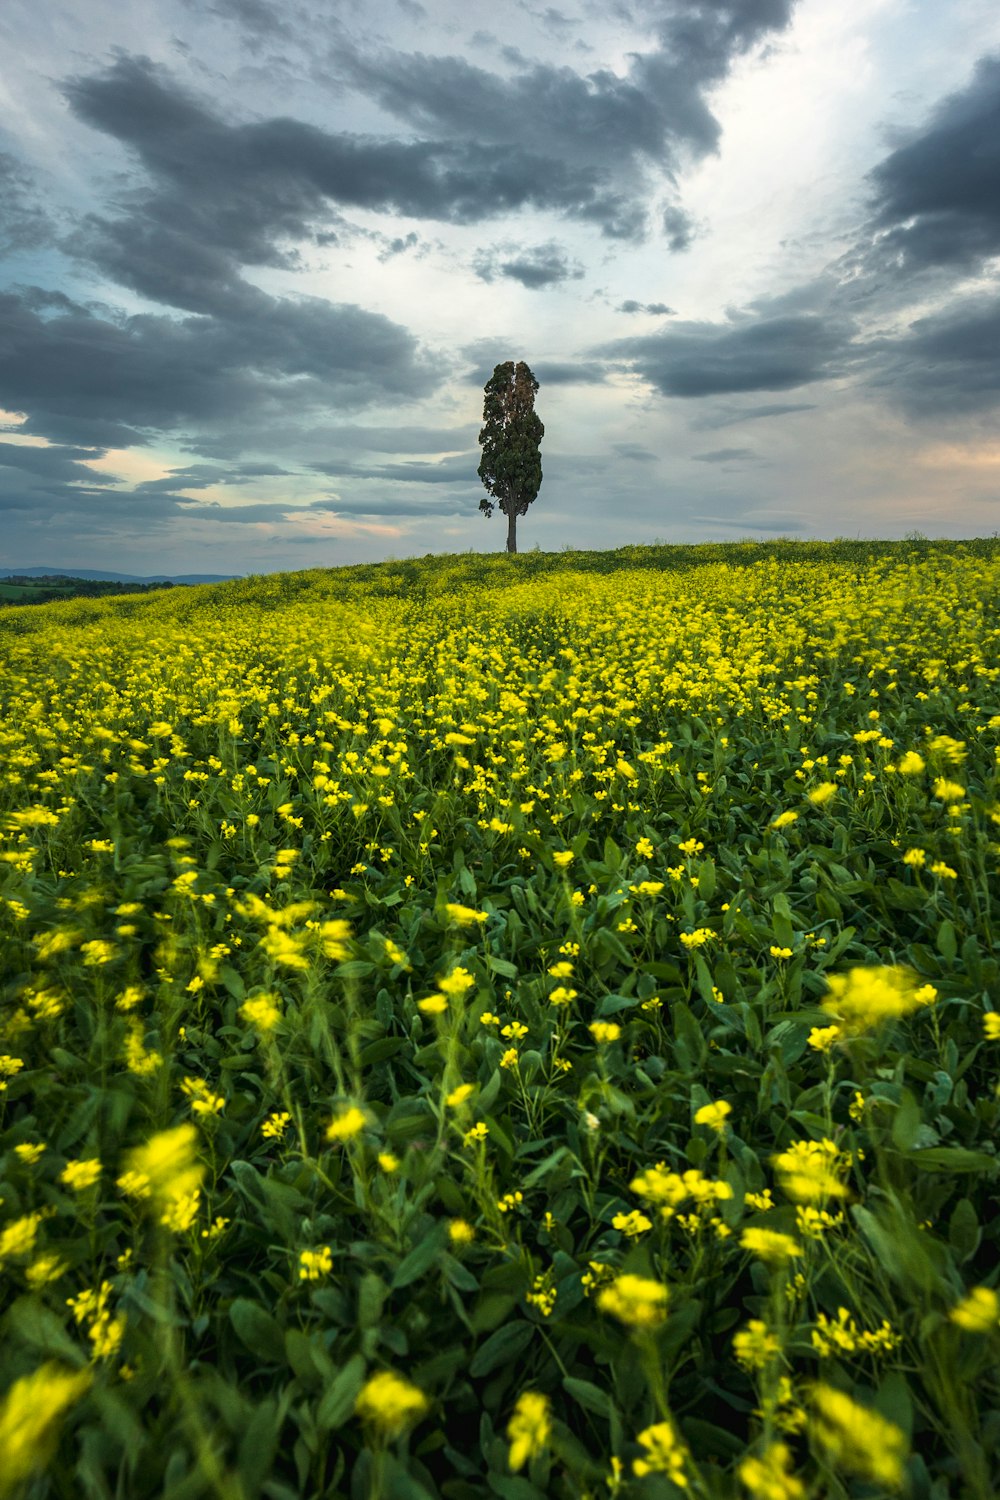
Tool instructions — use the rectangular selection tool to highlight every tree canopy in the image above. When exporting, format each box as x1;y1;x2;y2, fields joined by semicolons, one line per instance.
477;361;544;554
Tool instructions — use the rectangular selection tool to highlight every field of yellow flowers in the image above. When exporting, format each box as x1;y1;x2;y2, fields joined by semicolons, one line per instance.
1;539;999;1500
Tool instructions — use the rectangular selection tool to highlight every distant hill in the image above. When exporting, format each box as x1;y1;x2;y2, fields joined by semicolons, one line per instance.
3;566;239;583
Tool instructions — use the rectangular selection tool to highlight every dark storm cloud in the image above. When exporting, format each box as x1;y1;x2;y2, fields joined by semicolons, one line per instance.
332;0;796;239
661;205;694;252
601;312;850;397
312;493;469;518
0;441;113;484
61;52;636;304
691;447;758;463
865;54;1000;274
619;300;675;315
611;443;658;462
0;281;432;453
692;402;817;429
308;453;476;484
869;295;1000;416
0;154;54;257
474;242;585;288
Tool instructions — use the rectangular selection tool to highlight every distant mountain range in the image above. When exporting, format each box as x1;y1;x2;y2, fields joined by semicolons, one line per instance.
3;566;239;584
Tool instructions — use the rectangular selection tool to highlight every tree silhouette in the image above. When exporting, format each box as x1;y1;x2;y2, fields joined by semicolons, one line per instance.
477;361;544;554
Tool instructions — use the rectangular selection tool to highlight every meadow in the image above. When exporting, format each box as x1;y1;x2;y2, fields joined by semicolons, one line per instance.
1;539;998;1500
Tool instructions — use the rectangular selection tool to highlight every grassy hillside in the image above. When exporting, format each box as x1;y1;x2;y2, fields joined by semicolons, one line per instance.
1;541;998;1499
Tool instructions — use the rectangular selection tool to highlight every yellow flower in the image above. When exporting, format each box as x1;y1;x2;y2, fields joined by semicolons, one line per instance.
59;1159;101;1192
896;750;925;775
0;1363;92;1494
807;1024;841;1051
118;1125;204;1206
377;1152;399;1172
933;777;966;802
299;1246;333;1281
769;945;793;960
239;994;281;1032
597;1273;668;1329
738;1442;805;1500
612;1209;652;1237
982;1013;1000;1041
929;860;958;879
901;847;926;868
772;1140;850;1204
437;966;475;999
417;995;448;1015
326;1106;367;1144
463;1122;489;1144
733;1320;780;1371
589;1021;621;1044
694;1100;731;1132
809;1384;907;1489
770;811;798;829
547;961;574;978
444;903;488;925
355;1371;429;1437
807;782;838;805
507;1391;551;1472
548;986;577;1006
500;1048;519;1069
821;965;925;1035
14;1143;46;1164
632;1420;689;1484
949;1286;999;1332
740;1228;803;1265
448;1219;475;1244
552;851;574;868
261;1111;291;1140
446;1083;475;1107
635;837;654;858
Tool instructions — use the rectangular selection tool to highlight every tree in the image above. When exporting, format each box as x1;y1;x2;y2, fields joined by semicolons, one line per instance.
477;361;544;554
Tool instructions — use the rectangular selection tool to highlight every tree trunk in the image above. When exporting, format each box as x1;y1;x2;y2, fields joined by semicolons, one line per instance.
506;506;517;554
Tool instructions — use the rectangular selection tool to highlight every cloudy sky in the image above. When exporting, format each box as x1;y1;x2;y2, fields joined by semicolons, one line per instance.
1;0;999;573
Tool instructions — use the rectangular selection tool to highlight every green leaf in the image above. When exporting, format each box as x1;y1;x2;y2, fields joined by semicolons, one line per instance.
909;1147;997;1173
316;1353;367;1431
229;1298;285;1364
469;1320;534;1377
392;1227;447;1290
936;920;958;964
562;1376;613;1419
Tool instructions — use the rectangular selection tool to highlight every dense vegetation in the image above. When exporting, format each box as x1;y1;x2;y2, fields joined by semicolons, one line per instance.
1;540;998;1499
0;577;177;608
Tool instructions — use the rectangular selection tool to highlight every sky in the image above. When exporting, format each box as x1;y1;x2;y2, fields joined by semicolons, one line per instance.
1;0;999;574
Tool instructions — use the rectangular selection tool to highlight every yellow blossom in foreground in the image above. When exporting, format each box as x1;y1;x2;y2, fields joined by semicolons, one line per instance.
740;1228;803;1265
448;1219;475;1244
437;966;475;999
377;1152;399;1172
446;1083;475;1107
0;1363;92;1497
507;1391;551;1472
807;782;838;805
14;1143;46;1165
326;1106;367;1144
694;1099;731;1132
733;1320;780;1371
902;847;926;868
633;1420;689;1484
552;850;574;868
807;1024;842;1052
821;965;926;1035
612;1209;652;1237
417;995;448;1015
597;1273;668;1329
59;1159;101;1192
118;1125;204;1206
949;1286;999;1332
355;1370;428;1437
772;1140;850;1204
770;811;798;829
983;1013;1000;1041
896;750;925;775
239;994;281;1032
738;1442;805;1500
444;903;488;925
548;985;577;1006
299;1247;333;1281
589;1021;621;1044
809;1384;907;1490
261;1111;291;1140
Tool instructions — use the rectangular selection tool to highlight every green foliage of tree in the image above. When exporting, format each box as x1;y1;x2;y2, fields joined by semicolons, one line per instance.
477;361;544;554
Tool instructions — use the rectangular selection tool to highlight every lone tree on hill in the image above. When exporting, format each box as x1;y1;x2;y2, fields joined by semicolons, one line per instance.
477;360;543;554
